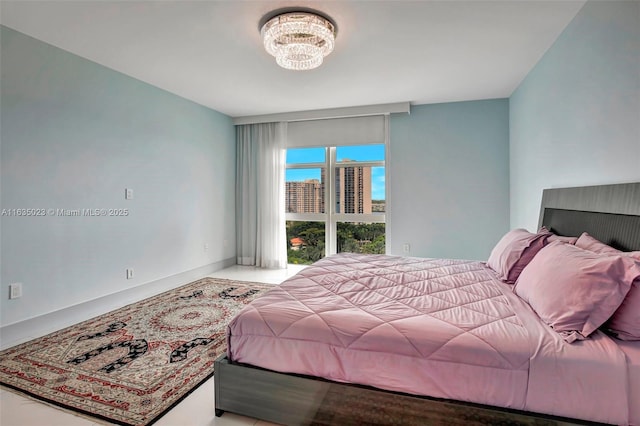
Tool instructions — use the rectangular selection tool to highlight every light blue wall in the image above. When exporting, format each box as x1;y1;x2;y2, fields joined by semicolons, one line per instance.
1;27;236;326
389;100;510;260
510;1;640;230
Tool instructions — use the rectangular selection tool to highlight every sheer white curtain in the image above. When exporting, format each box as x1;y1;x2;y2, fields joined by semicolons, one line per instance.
236;122;287;269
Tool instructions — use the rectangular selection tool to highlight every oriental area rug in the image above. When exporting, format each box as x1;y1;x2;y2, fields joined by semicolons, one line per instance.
0;278;271;426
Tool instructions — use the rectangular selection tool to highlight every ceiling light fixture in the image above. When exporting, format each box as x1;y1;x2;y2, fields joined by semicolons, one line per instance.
261;11;336;71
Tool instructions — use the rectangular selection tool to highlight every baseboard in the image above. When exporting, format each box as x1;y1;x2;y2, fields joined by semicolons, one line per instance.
0;257;236;350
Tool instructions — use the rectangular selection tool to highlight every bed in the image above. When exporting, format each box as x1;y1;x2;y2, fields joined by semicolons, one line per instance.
215;182;640;425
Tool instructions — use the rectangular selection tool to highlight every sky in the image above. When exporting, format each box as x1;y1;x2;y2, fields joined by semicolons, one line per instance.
286;145;386;200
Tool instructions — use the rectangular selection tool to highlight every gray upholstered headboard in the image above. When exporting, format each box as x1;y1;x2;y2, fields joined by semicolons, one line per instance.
538;182;640;251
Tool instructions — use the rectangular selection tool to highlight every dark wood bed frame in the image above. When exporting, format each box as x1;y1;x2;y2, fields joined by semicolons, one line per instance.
215;182;640;425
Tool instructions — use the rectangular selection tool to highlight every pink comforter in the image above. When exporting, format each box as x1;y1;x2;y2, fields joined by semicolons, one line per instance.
227;253;629;424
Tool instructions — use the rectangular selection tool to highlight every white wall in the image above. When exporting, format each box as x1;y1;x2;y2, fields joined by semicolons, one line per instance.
510;1;640;230
389;100;510;261
1;27;236;327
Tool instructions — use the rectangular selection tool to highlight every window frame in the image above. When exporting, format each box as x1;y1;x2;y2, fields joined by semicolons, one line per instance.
285;145;386;258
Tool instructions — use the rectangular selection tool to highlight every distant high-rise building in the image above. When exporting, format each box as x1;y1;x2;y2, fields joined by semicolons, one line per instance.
336;160;372;214
286;179;323;213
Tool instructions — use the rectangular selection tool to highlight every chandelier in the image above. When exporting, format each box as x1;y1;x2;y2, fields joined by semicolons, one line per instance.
261;11;336;71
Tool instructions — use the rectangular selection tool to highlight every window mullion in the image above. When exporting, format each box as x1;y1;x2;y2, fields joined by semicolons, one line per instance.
334;160;384;169
327;146;337;255
286;162;325;170
333;213;386;223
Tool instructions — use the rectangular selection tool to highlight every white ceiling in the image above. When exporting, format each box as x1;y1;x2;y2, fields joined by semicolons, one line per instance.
0;1;585;118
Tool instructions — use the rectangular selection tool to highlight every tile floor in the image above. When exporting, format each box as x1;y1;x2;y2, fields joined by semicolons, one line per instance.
0;264;306;426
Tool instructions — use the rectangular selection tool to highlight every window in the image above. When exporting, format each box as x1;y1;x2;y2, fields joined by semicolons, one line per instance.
285;144;386;264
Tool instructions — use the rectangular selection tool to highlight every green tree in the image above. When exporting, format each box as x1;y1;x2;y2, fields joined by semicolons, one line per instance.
362;235;386;254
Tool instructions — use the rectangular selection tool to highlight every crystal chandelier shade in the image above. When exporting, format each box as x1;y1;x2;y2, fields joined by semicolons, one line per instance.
261;12;336;71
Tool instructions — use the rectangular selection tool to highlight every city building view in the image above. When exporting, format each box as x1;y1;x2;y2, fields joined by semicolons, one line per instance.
286;161;378;214
286;178;324;213
336;163;371;214
286;160;385;264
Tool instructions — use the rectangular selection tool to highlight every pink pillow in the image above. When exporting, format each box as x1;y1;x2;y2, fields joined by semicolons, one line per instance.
609;281;640;340
546;234;578;244
514;241;640;342
576;233;640;340
487;228;551;284
539;227;578;245
576;232;618;254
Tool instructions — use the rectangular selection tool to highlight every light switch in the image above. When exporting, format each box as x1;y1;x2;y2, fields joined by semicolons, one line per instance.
9;283;22;299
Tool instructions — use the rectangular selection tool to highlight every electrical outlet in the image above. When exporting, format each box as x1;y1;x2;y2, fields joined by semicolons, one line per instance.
204;243;209;251
125;188;134;200
126;268;134;279
9;283;22;299
403;243;411;253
